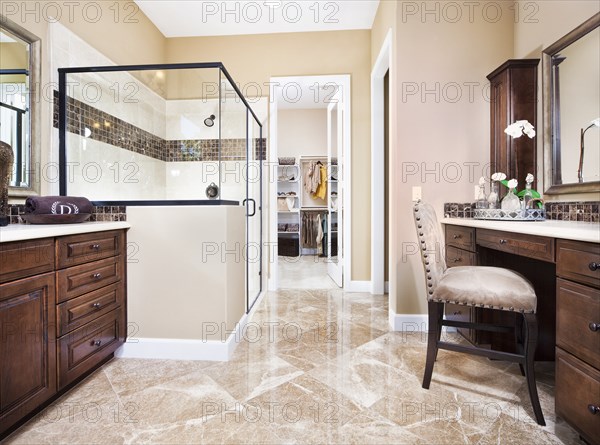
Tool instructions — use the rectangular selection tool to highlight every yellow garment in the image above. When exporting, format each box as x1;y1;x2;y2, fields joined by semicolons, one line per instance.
314;166;327;200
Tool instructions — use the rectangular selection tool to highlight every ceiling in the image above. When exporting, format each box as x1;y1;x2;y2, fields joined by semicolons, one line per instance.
134;0;380;38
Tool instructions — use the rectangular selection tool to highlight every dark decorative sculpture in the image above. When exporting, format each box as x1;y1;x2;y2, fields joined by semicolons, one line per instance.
0;140;14;226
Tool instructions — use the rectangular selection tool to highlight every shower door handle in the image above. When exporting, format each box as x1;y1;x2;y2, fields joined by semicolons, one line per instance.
243;198;256;217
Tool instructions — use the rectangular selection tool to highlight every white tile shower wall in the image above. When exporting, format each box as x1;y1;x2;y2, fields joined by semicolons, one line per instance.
49;22;166;140
166;99;220;140
66;133;166;201
164;161;246;202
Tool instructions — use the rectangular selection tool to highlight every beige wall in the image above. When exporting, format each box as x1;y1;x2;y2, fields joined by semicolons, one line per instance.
167;30;372;282
381;2;514;314
278;109;327;158
514;0;600;201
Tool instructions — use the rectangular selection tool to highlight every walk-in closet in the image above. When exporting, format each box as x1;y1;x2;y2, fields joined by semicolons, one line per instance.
276;107;339;289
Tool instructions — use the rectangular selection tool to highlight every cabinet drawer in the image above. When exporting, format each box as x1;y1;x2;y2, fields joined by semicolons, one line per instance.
57;230;123;269
557;240;600;288
0;238;54;284
57;282;123;336
445;225;475;252
555;348;600;445
56;256;123;303
476;229;554;263
58;308;124;389
557;278;600;369
445;246;476;267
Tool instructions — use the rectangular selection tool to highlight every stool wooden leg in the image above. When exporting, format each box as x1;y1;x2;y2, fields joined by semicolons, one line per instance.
514;315;525;376
523;313;545;426
423;301;443;389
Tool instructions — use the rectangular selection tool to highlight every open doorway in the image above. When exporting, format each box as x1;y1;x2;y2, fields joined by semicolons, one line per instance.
268;75;351;291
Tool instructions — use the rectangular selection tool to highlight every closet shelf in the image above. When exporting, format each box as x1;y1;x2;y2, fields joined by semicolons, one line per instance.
278;209;299;213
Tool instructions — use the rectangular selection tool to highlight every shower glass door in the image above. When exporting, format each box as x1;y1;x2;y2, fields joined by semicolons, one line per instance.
247;110;263;311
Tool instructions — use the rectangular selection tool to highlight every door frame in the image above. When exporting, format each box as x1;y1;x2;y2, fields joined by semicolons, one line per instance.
268;74;352;291
371;30;392;296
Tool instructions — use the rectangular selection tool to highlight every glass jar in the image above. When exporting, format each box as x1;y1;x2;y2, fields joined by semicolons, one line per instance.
501;187;521;212
476;184;488;209
487;182;499;209
523;183;533;209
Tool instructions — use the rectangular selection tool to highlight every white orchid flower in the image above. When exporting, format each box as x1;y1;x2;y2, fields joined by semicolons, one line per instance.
504;120;536;139
591;118;600;127
491;172;506;181
526;173;534;184
478;176;486;186
507;178;518;189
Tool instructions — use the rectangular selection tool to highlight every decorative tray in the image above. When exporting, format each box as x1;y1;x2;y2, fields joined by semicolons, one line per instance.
473;208;545;221
21;213;91;224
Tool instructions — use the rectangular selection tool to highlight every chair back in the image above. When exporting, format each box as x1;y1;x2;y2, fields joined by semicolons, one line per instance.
412;201;447;298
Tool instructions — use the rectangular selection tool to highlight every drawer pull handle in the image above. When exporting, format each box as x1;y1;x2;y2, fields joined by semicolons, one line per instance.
452;234;461;239
499;239;507;245
450;258;461;263
588;404;600;415
91;302;101;309
453;311;461;316
92;273;102;280
91;244;100;250
589;323;600;332
589;262;599;271
92;340;102;347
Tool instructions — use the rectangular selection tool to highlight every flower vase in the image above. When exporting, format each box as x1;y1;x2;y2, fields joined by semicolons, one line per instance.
501;187;521;212
487;182;499;209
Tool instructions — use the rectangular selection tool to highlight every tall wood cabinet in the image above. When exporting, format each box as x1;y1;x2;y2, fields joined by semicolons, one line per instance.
0;229;127;439
487;59;539;191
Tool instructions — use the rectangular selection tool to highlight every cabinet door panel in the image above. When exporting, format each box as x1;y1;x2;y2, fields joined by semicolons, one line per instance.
0;273;56;433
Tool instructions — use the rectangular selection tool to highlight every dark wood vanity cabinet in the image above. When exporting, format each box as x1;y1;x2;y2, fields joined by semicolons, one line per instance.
487;59;539;191
555;240;600;445
444;225;477;342
0;229;127;438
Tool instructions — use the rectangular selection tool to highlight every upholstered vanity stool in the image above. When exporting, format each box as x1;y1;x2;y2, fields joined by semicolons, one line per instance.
412;201;545;426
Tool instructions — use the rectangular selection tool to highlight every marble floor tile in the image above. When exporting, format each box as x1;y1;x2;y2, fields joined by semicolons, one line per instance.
4;289;584;445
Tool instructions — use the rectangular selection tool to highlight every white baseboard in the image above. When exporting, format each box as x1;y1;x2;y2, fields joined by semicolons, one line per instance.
388;310;458;333
389;310;428;332
346;280;371;292
116;309;253;362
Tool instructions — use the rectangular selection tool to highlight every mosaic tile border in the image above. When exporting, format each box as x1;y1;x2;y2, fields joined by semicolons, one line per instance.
53;91;267;162
545;201;599;222
444;201;599;222
7;204;126;225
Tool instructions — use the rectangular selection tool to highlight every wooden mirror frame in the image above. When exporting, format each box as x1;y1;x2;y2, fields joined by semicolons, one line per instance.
1;14;41;198
543;12;600;195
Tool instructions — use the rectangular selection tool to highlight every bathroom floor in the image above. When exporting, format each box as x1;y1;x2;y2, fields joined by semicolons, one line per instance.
278;255;339;289
6;289;580;445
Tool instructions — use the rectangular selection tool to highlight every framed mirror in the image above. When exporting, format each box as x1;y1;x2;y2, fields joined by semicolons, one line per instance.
543;13;600;195
0;14;41;197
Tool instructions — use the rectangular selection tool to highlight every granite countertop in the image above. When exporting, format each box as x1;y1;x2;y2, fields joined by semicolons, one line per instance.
442;218;600;244
0;221;131;243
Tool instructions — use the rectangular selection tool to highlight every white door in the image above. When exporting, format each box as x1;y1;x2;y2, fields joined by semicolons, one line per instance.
327;90;343;287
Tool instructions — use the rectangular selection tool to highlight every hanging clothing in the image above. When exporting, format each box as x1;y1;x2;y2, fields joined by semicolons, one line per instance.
303;161;322;195
314;165;327;200
316;214;324;255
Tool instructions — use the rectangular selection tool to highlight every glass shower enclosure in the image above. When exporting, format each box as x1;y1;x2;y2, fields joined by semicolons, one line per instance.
57;62;263;312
